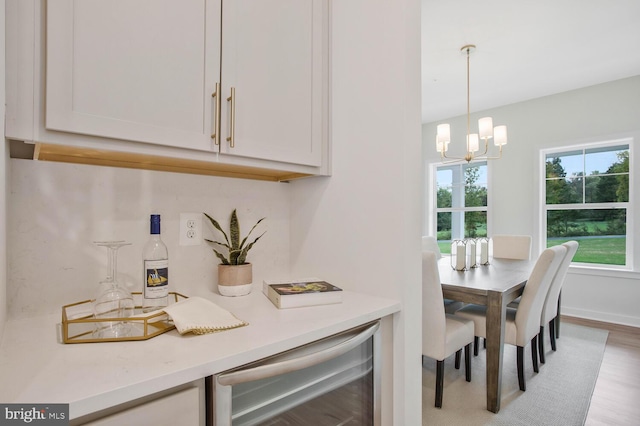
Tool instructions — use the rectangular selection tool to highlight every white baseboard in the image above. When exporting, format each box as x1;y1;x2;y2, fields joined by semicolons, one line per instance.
562;307;640;328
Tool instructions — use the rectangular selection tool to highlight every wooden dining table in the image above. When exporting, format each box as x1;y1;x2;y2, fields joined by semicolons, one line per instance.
437;256;536;413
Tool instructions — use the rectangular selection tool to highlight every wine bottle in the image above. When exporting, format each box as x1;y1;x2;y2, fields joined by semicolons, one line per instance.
142;214;169;312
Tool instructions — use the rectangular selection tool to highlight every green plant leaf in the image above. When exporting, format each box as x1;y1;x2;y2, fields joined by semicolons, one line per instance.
204;238;231;250
228;249;242;265
237;231;266;264
230;209;240;250
204;210;265;265
203;213;230;247
239;217;266;252
211;248;230;265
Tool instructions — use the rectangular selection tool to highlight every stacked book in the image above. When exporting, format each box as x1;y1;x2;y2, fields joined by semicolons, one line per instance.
263;278;343;309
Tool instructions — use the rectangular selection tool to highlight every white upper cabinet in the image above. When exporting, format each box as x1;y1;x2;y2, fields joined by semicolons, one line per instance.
6;0;328;178
46;0;220;152
219;0;323;166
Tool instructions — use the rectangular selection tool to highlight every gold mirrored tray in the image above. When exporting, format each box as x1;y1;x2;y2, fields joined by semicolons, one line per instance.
61;292;187;343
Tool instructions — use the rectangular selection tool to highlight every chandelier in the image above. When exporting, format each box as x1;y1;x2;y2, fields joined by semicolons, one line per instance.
436;44;508;163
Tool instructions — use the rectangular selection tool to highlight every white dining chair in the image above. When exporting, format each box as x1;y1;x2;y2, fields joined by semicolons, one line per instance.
538;240;579;364
423;236;463;313
422;251;475;408
474;234;533;353
422;236;442;259
491;234;532;260
454;245;566;391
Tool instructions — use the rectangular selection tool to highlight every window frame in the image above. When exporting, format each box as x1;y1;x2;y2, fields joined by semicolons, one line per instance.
540;138;634;272
429;160;490;251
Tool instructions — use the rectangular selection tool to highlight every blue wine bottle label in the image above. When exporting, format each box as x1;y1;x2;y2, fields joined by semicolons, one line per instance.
144;259;169;299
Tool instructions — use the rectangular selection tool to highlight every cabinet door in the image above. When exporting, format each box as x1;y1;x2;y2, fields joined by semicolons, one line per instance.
46;0;220;152
220;0;325;166
75;381;205;426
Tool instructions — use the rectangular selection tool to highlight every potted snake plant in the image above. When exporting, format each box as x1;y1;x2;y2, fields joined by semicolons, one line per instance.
204;209;266;296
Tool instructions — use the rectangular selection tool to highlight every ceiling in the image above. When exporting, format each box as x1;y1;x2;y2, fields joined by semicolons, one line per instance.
421;0;640;123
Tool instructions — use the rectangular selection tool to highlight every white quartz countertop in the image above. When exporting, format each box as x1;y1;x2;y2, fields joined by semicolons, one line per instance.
0;289;400;419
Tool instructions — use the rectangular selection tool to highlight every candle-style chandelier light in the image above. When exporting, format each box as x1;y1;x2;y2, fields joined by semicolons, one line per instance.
436;45;508;163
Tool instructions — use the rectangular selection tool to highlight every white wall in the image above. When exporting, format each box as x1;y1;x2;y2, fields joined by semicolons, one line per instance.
8;159;290;319
423;75;640;327
290;1;423;424
1;0;7;340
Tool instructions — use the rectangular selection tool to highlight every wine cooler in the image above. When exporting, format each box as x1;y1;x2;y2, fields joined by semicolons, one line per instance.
211;321;380;425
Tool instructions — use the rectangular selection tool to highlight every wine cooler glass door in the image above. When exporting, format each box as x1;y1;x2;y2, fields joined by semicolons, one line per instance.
214;321;380;426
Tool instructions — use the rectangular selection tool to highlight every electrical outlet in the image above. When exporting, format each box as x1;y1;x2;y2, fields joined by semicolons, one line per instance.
179;213;202;246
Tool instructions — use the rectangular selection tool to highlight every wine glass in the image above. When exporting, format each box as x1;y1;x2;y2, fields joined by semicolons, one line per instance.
93;240;135;339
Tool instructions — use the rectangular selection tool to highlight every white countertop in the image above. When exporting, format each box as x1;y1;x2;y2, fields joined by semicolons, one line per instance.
0;290;400;419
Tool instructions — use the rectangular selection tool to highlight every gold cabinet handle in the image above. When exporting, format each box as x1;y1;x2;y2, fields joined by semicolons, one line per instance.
211;82;221;145
226;87;235;148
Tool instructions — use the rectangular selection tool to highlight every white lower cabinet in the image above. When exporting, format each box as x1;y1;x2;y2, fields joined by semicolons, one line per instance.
72;379;206;426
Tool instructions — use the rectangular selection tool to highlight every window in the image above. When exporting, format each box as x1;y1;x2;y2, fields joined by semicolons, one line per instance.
542;140;632;268
435;161;488;254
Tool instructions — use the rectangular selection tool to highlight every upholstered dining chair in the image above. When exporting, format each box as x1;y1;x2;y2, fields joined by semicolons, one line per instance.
423;236;463;314
473;234;533;353
454;245;566;391
538;240;579;364
422;251;475;408
491;234;532;260
422;236;442;258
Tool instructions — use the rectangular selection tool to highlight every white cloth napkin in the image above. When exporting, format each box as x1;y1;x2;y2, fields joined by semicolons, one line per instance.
163;296;248;335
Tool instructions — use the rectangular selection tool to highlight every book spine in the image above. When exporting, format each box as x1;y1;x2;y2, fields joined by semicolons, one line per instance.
267;290;342;309
279;296;341;309
266;286;282;308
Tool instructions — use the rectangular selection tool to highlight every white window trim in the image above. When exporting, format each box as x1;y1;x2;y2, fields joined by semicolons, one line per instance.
539;137;635;275
428;160;489;240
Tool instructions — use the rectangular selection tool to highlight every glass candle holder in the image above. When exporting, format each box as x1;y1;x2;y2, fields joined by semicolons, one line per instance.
450;239;467;271
477;237;490;265
466;239;477;268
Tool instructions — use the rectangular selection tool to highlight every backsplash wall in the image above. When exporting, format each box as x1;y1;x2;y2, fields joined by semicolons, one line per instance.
8;158;291;319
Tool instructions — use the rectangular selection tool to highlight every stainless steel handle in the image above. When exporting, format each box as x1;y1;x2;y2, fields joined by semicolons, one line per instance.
216;321;379;387
226;87;235;148
211;82;221;145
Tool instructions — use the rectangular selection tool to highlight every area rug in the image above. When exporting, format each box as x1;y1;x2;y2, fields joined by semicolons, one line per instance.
422;323;608;425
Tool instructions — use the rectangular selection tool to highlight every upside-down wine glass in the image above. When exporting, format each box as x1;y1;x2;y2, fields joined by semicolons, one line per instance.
93;240;135;339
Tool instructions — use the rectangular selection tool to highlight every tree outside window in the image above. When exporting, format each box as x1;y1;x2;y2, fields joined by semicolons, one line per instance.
436;162;487;254
544;143;631;267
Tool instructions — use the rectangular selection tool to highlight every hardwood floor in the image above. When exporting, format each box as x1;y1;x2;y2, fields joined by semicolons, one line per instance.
562;316;640;425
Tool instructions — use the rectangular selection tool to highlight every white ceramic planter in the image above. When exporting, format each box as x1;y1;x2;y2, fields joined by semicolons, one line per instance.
217;263;253;297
